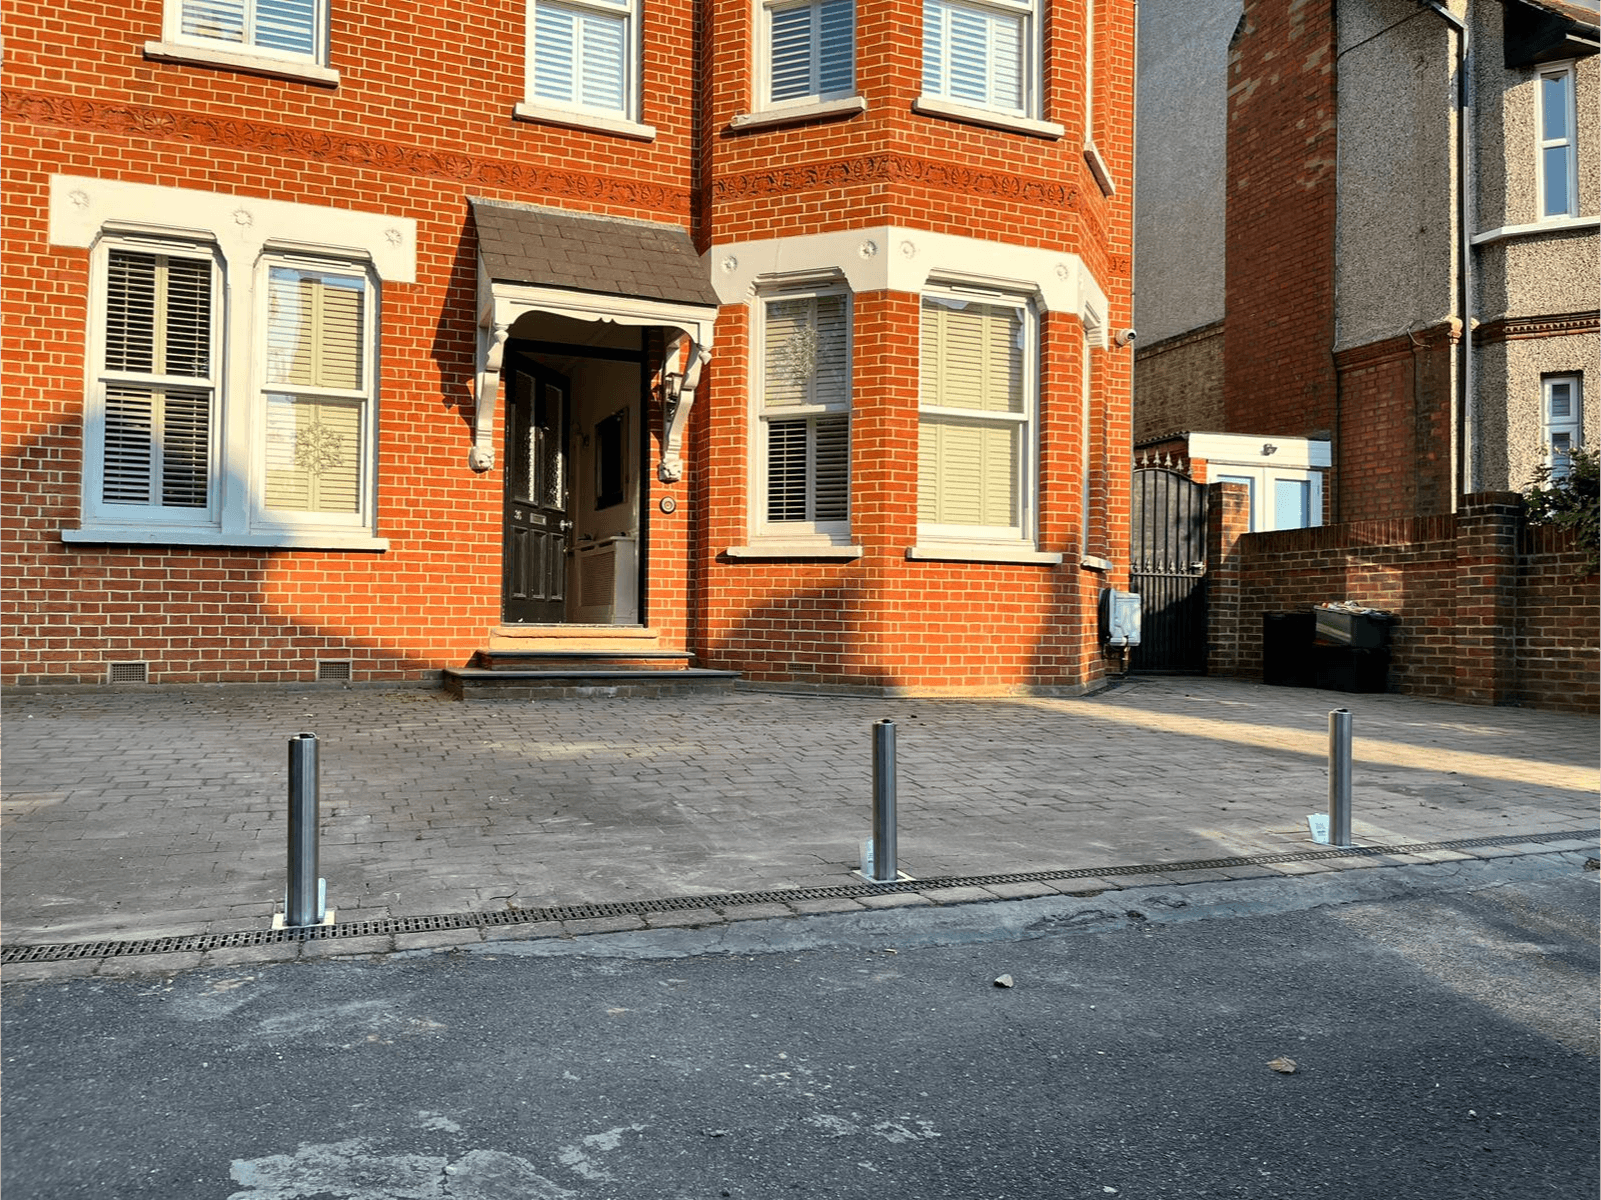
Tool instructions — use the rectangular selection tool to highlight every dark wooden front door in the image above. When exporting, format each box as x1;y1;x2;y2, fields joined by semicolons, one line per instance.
503;356;571;624
1129;467;1208;673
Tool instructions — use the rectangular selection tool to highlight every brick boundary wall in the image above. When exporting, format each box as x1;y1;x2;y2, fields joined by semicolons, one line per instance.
1206;486;1599;714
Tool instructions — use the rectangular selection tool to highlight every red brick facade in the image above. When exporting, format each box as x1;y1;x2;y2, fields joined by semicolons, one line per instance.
3;0;1134;692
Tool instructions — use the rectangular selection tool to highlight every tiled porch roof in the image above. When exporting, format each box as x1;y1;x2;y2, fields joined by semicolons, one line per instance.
469;198;717;308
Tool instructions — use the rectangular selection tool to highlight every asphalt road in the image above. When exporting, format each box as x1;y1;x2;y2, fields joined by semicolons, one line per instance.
3;861;1596;1200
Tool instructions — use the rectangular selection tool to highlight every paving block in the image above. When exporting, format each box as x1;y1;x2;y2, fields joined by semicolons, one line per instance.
719;902;796;922
788;897;867;915
480;921;567;943
857;892;933;910
918;886;995;905
644;908;724;929
561;915;648;936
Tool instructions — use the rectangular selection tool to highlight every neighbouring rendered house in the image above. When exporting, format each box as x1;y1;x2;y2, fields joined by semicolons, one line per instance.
1;0;1136;695
1132;0;1598;525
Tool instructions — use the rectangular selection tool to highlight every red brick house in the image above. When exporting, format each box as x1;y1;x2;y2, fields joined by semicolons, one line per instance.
2;0;1135;695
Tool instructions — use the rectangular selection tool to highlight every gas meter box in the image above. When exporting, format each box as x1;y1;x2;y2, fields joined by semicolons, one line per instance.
1101;589;1142;648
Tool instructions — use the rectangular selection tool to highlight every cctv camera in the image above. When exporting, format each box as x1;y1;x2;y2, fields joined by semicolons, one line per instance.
1114;328;1137;348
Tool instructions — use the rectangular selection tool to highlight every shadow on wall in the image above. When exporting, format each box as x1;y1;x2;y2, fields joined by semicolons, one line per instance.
699;559;1110;694
1;421;495;688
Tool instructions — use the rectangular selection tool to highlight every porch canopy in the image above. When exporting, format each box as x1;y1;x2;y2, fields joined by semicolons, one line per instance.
468;197;719;473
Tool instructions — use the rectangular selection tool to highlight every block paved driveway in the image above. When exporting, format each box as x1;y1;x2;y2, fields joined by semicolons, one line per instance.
2;677;1596;953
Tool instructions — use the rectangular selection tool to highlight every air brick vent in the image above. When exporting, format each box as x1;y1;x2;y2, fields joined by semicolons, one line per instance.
107;661;148;684
317;659;354;683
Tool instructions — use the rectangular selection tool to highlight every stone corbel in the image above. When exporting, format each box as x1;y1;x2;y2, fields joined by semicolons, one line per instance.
469;321;510;472
656;333;709;483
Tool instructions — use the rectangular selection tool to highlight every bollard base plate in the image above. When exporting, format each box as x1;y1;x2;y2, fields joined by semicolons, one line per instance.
853;869;916;884
273;908;336;930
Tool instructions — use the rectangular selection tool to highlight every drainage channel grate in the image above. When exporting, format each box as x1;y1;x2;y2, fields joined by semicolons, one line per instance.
5;828;1595;966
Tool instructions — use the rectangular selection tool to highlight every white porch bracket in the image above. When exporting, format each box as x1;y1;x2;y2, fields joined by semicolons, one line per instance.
470;262;717;475
655;334;710;484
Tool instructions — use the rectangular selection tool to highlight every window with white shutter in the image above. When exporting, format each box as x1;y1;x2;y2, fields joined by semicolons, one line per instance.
262;265;373;520
90;248;218;523
763;0;854;107
171;0;323;61
918;290;1035;542
755;291;852;539
921;0;1032;116
528;0;637;118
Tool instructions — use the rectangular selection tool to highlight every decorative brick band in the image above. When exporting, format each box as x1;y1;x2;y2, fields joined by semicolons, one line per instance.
2;88;689;215
713;152;1084;210
1475;310;1600;345
711;152;1125;269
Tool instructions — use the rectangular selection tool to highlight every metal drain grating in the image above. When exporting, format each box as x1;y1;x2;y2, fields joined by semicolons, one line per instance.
4;828;1594;966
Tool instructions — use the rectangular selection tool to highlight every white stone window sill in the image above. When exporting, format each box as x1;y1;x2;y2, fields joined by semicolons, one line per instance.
729;96;867;131
725;541;863;559
1081;554;1114;571
63;526;389;551
907;543;1063;565
513;102;656;141
912;96;1064;140
143;40;339;86
1083;142;1116;196
1470;214;1599;246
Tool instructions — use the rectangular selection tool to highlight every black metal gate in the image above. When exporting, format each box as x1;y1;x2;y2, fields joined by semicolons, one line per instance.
1130;467;1208;673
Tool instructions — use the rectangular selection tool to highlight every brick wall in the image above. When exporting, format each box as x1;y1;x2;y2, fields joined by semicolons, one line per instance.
1222;0;1338;441
1332;323;1458;522
1133;319;1224;443
1207;489;1598;713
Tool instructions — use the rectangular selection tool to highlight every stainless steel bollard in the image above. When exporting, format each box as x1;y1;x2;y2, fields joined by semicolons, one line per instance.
1328;708;1353;848
286;732;323;926
871;719;898;882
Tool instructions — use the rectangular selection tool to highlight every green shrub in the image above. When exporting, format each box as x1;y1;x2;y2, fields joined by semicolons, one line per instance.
1523;445;1599;574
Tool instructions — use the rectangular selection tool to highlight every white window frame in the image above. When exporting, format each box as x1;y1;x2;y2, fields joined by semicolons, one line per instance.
757;0;856;111
919;0;1041;122
83;238;225;532
1537;62;1578;221
750;285;854;546
152;0;332;79
252;257;380;536
77;237;382;548
1542;373;1583;478
1213;467;1324;533
519;0;650;137
915;283;1039;548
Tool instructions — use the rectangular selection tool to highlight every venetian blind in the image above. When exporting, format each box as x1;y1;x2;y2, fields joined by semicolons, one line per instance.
769;0;853;103
101;251;212;509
